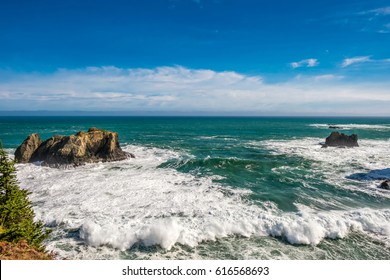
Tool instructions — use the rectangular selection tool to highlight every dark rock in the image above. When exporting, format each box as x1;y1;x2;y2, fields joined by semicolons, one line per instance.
14;134;42;163
324;132;359;147
328;125;342;129
378;180;390;190
16;128;133;167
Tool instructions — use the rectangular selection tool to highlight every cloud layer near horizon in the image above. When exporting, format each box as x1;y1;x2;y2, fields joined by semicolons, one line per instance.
1;66;390;116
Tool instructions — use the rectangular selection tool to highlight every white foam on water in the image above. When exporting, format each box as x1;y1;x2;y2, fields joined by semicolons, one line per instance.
197;136;218;140
197;135;238;141
309;123;390;130
259;138;390;198
268;205;390;246
14;144;390;259
3;148;15;155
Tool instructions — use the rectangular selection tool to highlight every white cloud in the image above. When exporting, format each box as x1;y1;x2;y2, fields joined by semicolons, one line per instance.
295;74;344;82
380;22;390;33
369;7;390;15
1;66;390;115
341;56;390;67
355;7;390;33
341;56;371;67
290;58;319;69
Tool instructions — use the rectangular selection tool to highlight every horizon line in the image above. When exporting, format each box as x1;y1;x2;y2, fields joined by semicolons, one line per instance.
0;111;390;118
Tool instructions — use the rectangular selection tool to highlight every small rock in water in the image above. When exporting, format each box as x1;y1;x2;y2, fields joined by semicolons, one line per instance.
378;180;390;190
328;125;342;129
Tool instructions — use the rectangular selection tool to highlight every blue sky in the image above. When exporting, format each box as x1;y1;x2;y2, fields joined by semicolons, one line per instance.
1;0;390;115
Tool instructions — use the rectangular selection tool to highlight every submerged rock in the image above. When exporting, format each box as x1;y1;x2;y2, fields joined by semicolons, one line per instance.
323;132;359;147
378;180;390;190
14;133;42;163
328;125;342;129
15;128;134;167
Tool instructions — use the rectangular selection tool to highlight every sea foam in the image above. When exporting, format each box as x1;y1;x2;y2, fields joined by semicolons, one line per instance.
259;138;390;198
309;123;390;130
14;144;390;259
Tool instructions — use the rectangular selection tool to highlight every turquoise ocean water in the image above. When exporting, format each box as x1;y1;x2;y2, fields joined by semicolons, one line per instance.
1;116;390;259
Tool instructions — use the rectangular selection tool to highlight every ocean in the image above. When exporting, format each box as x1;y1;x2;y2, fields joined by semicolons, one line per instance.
1;116;390;259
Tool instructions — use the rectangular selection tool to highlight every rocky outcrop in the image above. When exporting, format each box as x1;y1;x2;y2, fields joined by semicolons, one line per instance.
15;128;134;167
378;180;390;190
323;132;359;147
14;134;42;163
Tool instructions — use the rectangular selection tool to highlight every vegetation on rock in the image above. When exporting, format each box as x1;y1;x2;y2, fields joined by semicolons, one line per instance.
0;142;51;259
0;240;54;260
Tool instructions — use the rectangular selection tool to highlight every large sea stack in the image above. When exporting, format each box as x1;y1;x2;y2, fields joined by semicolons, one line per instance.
323;131;359;147
15;127;134;167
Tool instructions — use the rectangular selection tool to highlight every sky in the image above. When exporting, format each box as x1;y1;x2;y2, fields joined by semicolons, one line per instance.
0;0;390;116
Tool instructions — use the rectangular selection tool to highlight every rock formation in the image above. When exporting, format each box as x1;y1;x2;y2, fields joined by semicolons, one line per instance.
14;133;42;163
15;128;134;167
378;180;390;190
328;125;342;129
323;132;359;147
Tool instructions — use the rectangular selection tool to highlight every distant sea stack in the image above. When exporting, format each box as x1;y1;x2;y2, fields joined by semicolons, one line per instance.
323;131;359;147
15;127;134;167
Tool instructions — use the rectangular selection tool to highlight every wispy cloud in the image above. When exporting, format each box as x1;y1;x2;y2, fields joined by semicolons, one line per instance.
341;56;371;67
290;58;319;69
295;74;344;82
368;6;390;15
379;23;390;33
356;6;390;33
341;56;390;67
1;66;390;115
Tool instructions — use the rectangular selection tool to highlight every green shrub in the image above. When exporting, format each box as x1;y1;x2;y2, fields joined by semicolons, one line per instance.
0;145;50;249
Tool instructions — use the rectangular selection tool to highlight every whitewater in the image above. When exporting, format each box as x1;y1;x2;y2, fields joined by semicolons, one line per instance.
2;117;390;259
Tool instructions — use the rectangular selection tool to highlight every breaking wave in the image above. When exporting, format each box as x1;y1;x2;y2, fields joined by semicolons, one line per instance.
14;144;390;259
